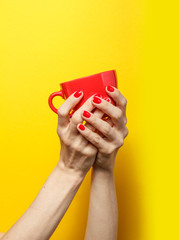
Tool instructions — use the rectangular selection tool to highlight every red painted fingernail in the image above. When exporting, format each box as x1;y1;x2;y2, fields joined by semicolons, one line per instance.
106;85;114;92
74;90;83;98
79;124;85;130
94;93;102;98
93;96;102;104
83;110;91;118
103;97;111;102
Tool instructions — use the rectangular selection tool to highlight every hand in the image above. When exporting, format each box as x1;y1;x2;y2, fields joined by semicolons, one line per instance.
77;86;128;172
57;90;98;178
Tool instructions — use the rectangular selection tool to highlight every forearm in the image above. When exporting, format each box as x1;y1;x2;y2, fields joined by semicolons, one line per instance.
85;166;118;240
0;232;4;239
2;163;84;240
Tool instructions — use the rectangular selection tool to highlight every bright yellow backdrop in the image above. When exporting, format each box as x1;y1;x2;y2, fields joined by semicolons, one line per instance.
0;0;178;240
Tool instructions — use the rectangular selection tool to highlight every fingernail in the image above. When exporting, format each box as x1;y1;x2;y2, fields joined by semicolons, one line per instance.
78;124;85;130
94;93;102;98
74;90;83;98
103;97;111;102
83;110;91;118
106;85;114;92
93;96;102;104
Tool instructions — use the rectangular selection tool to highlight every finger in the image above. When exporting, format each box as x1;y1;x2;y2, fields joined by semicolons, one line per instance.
85;108;107;138
68;94;97;134
91;96;124;127
81;110;116;141
85;109;103;131
106;86;127;110
95;115;113;138
77;123;108;152
57;90;83;127
85;97;111;131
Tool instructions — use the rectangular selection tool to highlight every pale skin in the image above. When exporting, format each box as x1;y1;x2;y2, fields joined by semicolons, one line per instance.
0;86;128;240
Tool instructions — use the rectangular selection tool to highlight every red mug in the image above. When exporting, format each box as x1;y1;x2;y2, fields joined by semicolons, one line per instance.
48;70;117;115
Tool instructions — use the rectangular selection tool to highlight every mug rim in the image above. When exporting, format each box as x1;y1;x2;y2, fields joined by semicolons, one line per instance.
58;69;116;86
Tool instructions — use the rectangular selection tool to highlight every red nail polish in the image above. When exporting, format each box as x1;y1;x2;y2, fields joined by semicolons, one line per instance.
74;90;83;98
79;124;85;130
103;97;111;102
93;96;102;104
94;93;102;98
83;111;91;118
106;86;114;92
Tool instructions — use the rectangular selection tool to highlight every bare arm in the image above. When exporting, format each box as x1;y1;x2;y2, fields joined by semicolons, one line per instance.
77;86;128;240
85;167;118;240
1;91;98;240
0;232;4;239
2;164;83;240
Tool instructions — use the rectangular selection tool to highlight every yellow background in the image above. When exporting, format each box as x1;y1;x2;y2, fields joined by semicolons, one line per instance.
0;0;178;239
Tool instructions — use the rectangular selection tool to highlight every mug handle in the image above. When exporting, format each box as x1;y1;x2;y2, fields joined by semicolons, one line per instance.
48;90;65;114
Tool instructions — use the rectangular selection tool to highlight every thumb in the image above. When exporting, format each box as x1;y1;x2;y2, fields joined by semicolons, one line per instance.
57;90;83;127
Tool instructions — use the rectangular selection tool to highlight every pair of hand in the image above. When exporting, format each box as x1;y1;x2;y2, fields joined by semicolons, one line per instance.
57;86;128;177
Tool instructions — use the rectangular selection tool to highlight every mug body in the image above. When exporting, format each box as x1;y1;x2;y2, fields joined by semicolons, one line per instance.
60;70;117;111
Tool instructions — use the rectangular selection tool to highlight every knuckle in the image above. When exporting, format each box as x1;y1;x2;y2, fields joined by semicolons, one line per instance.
81;150;89;157
124;117;127;125
70;140;82;152
57;126;65;137
122;97;127;107
57;107;66;118
101;145;116;155
61;137;71;147
115;137;124;148
86;122;95;131
65;140;71;148
103;124;111;136
104;147;114;155
71;114;80;125
89;117;95;126
124;127;129;137
114;110;122;120
92;135;101;145
119;138;124;147
73;144;82;153
57;126;61;136
83;148;96;157
58;130;71;146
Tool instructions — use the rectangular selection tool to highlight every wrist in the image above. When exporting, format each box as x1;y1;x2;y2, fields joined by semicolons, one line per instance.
93;163;114;175
90;166;115;188
57;160;85;183
92;165;114;179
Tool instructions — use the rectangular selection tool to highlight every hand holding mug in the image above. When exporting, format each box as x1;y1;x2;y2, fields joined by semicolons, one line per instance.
57;90;98;178
77;86;128;172
50;70;127;174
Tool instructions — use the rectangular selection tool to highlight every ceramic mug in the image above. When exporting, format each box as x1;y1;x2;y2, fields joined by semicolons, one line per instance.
48;70;117;116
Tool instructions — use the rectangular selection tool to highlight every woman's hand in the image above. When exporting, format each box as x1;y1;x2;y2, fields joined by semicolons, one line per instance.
77;86;128;172
57;90;98;178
